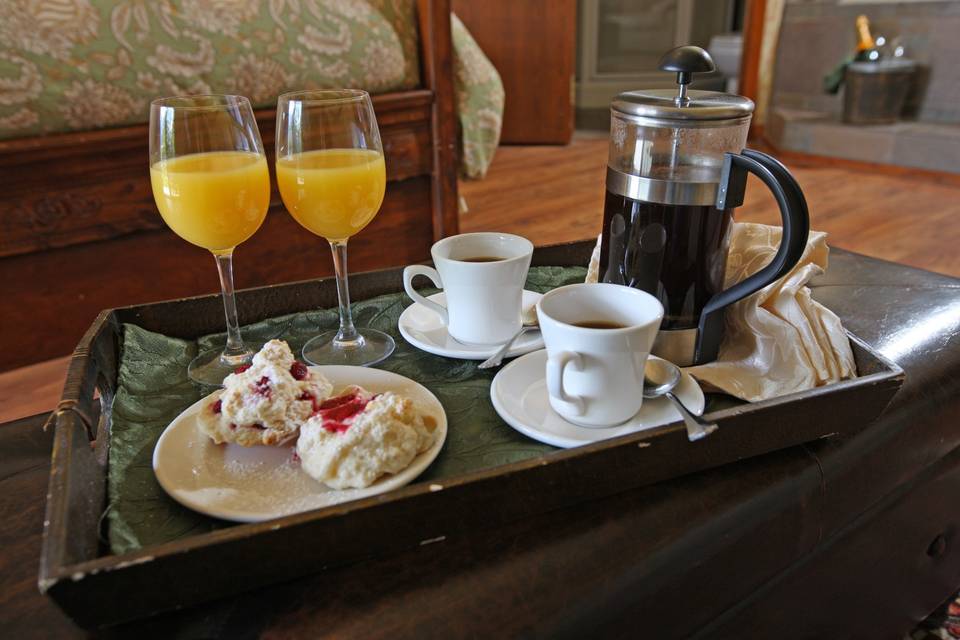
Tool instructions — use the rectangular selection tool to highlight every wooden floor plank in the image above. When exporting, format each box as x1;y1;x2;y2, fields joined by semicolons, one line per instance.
0;356;69;424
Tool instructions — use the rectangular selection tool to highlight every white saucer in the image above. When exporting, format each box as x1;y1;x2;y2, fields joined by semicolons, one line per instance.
398;290;544;360
490;350;705;449
152;366;447;523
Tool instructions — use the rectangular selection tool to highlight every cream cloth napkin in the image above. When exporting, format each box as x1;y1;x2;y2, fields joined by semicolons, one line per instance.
587;222;857;402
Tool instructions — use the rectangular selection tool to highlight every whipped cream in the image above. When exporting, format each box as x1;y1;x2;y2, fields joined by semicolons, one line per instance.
297;385;436;489
198;340;333;447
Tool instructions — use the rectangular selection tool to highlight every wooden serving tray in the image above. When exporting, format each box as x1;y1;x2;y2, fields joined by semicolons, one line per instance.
39;241;905;628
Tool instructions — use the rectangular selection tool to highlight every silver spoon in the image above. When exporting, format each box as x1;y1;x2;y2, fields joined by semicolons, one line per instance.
643;358;718;441
478;307;539;369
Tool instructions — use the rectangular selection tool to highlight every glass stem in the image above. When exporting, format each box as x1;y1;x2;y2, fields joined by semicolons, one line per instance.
330;240;361;344
213;250;248;359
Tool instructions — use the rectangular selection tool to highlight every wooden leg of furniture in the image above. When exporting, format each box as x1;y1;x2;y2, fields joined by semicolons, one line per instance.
417;0;460;240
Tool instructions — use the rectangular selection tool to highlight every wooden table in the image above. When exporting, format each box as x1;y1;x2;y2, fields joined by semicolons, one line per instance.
2;250;959;639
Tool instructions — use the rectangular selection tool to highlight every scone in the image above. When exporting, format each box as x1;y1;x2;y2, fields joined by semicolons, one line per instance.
296;385;437;489
198;339;333;446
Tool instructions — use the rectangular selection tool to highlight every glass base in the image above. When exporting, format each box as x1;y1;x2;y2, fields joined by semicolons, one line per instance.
188;346;257;387
302;328;395;367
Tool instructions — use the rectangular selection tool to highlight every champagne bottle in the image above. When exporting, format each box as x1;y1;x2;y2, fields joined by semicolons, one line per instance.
823;14;878;94
853;15;879;62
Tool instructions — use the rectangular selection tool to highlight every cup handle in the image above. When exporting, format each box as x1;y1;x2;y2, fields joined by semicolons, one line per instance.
546;350;585;416
403;265;448;325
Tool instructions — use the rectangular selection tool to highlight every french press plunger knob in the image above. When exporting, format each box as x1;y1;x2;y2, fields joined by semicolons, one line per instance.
658;45;716;106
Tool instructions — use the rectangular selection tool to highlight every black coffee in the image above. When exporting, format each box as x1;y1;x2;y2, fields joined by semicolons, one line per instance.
599;190;732;330
459;256;506;263
572;320;627;329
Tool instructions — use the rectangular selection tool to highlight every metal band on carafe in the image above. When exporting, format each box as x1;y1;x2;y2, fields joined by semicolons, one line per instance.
605;167;720;207
651;327;700;368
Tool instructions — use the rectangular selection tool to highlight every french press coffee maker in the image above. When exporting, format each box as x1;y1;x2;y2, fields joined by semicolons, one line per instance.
600;45;810;366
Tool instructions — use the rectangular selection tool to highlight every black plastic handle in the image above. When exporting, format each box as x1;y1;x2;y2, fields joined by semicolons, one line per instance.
694;149;810;364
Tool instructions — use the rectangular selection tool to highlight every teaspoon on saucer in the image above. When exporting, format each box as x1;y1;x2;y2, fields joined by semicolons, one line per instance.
478;307;539;370
643;358;718;441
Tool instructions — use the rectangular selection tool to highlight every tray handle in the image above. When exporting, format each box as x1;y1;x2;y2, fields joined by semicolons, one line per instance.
45;311;120;445
43;400;97;441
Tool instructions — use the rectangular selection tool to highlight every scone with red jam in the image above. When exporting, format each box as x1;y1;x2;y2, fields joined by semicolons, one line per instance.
199;340;332;446
296;385;437;489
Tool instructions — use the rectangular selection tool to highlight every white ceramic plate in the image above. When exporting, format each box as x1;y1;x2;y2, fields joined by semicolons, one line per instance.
398;290;544;360
152;366;447;523
490;350;705;449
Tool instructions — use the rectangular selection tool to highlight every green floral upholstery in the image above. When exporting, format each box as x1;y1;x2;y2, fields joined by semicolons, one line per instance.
0;0;502;177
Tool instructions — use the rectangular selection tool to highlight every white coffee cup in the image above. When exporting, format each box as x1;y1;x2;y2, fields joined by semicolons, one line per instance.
537;283;664;428
403;232;534;345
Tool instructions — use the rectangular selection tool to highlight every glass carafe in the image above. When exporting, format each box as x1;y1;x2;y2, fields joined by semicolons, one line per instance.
599;46;810;366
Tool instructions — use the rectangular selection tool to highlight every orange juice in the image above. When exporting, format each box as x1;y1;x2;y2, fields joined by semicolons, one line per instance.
275;149;386;241
150;151;270;253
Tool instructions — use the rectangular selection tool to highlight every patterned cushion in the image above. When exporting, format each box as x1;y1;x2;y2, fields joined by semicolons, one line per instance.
0;0;502;177
452;13;502;179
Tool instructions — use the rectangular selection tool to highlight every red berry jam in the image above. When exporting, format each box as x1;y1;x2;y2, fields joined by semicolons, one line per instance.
316;391;373;433
253;376;271;398
212;399;222;414
297;392;318;412
229;423;237;430
235;364;251;374
290;361;309;380
251;423;265;430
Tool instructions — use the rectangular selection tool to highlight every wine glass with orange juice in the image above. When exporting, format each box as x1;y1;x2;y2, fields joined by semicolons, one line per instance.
275;89;395;366
149;95;270;385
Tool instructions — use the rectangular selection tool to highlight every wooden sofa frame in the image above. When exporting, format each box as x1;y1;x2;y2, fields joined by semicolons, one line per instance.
0;0;459;371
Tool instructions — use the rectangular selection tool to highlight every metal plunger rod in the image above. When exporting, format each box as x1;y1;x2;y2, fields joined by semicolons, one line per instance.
656;46;717;165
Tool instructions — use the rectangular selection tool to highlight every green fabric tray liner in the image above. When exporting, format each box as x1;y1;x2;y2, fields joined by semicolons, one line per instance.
108;266;587;555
